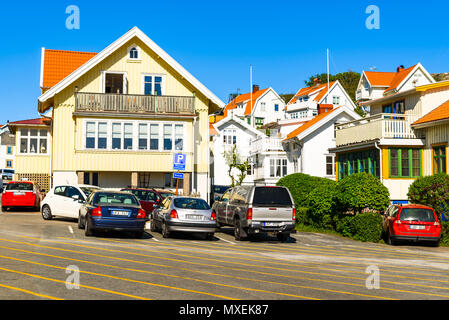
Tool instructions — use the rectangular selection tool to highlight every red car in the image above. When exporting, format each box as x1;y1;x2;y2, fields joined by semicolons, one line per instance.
2;181;43;212
383;204;441;246
121;188;164;217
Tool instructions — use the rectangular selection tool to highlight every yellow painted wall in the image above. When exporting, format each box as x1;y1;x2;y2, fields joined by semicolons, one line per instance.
52;36;214;174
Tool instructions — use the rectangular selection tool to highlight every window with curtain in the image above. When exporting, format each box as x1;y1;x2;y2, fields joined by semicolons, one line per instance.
112;123;122;150
138;124;148;150
433;146;447;174
150;124;159;150
389;148;421;178
175;124;184;151
97;122;107;149
124;123;133;150
164;124;173;151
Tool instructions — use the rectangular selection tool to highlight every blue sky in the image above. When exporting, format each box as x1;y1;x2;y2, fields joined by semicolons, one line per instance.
1;0;449;124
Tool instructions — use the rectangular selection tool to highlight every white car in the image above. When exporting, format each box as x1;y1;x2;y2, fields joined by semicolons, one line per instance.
41;184;101;220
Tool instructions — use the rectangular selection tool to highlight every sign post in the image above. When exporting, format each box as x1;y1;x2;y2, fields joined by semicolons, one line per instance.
173;154;186;196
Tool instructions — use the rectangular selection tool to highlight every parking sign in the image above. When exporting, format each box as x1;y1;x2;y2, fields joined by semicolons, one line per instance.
173;153;186;171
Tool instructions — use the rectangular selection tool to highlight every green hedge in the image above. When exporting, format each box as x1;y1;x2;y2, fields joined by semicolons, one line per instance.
277;173;336;208
441;222;449;246
333;212;383;242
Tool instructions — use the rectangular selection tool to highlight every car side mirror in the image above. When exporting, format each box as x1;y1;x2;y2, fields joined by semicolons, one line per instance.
72;194;80;200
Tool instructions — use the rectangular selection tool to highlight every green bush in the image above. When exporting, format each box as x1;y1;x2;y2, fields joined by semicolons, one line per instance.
336;172;390;213
277;173;336;208
334;214;355;237
350;212;383;242
408;173;449;218
441;221;449;246
295;207;310;225
303;182;338;229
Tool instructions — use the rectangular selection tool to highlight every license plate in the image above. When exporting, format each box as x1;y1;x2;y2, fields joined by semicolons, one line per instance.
410;225;425;230
111;211;129;217
13;192;25;196
264;222;281;227
186;215;202;220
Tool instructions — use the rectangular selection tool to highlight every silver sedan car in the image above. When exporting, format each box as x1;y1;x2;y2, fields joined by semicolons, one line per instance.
149;196;217;240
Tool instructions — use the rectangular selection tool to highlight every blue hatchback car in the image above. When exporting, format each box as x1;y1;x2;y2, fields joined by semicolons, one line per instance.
78;191;147;238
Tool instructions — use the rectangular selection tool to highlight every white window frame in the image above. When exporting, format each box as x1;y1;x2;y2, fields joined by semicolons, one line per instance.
82;119;186;153
326;154;336;177
101;71;128;94
141;73;166;96
127;44;141;61
18;128;49;155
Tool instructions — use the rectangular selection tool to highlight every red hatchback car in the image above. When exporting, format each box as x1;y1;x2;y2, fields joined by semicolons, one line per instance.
121;188;164;217
2;181;43;212
383;204;441;246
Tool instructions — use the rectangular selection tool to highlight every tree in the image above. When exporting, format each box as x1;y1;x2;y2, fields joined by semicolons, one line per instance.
223;145;249;187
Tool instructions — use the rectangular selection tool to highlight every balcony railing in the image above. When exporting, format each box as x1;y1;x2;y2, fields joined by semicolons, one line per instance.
250;137;284;154
336;113;423;146
75;92;195;115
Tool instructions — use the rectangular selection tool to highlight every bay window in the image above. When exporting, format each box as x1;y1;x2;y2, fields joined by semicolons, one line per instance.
20;128;49;154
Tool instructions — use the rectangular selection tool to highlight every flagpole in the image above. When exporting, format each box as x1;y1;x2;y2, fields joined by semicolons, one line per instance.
250;65;253;126
327;48;330;103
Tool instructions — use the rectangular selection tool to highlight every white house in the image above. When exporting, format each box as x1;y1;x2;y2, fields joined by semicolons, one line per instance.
0;124;15;179
211;115;264;187
356;63;435;104
283;80;356;122
223;85;286;127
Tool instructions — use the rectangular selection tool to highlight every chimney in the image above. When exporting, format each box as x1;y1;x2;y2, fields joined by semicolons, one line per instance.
252;84;259;93
396;65;405;72
317;104;333;115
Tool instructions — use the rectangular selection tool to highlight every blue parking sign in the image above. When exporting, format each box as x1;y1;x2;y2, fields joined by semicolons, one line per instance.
173;173;185;180
173;153;186;171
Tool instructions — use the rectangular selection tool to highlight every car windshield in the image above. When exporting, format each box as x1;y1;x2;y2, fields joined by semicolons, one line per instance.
252;187;292;207
3;170;14;174
174;198;211;210
93;193;140;206
400;208;436;222
6;183;33;191
126;190;152;201
159;192;174;198
80;187;101;198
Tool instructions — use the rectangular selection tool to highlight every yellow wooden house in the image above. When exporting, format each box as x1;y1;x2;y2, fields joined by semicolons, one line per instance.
35;27;224;200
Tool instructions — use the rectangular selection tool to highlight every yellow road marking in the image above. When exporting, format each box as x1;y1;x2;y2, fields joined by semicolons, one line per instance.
0;254;238;300
0;266;149;300
87;237;449;284
0;237;447;299
0;244;390;300
0;282;63;300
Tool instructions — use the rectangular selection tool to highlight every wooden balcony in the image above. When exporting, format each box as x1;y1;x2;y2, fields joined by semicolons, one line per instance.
75;92;195;116
250;137;284;154
336;113;423;146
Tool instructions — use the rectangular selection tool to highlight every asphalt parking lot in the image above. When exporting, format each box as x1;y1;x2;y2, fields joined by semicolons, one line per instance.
0;210;449;301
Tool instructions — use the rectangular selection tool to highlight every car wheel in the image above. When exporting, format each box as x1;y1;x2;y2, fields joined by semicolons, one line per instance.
150;218;158;232
78;213;85;229
161;222;170;238
433;240;440;247
85;217;94;237
387;231;396;246
41;205;53;221
1;206;8;212
234;218;247;241
135;231;145;239
277;233;289;242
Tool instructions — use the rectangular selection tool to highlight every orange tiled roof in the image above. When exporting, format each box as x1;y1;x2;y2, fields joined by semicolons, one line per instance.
285;81;337;110
364;71;397;86
384;65;416;93
223;88;269;117
284;107;340;141
209;123;218;136
8;118;50;126
42;49;97;89
413;100;449;125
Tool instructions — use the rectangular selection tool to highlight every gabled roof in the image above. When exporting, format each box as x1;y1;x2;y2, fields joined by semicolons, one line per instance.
38;26;225;112
285;81;337;110
413;100;449;126
223;88;269;117
8;118;50;126
212;114;264;137
283;105;361;141
41;49;97;89
363;71;397;87
384;65;417;93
